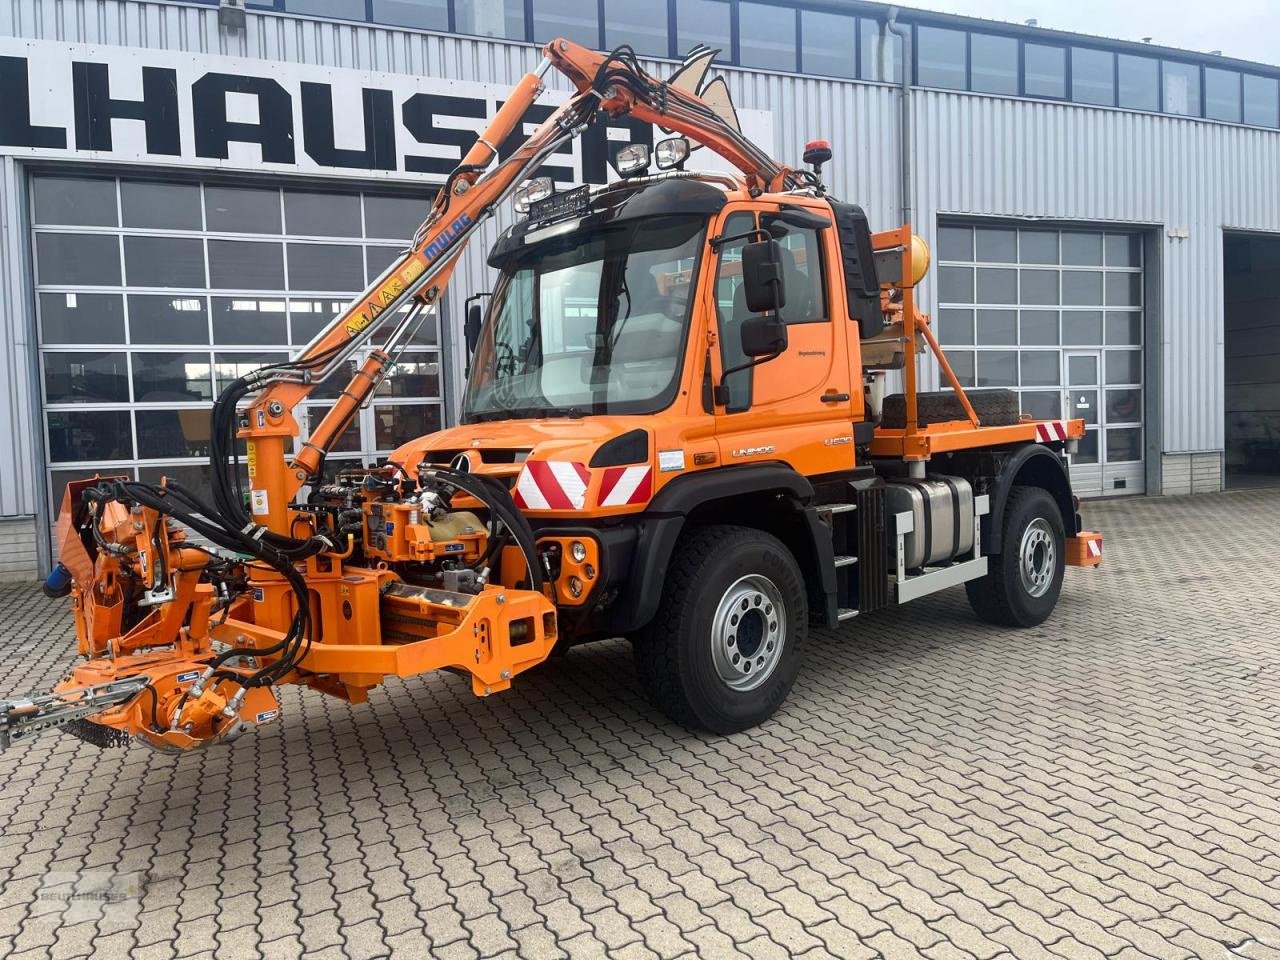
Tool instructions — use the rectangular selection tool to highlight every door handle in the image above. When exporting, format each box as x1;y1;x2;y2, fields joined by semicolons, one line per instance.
820;393;850;404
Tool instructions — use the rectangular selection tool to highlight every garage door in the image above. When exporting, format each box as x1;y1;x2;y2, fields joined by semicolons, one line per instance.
935;223;1145;497
31;172;443;518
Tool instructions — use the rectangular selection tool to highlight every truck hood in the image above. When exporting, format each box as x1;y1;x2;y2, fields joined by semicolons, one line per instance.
389;417;640;473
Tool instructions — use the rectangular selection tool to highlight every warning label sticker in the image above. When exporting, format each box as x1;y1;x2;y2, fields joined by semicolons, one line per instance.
250;489;269;516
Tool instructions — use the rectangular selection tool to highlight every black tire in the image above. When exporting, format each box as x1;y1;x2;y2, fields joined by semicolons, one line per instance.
632;525;807;734
881;389;1021;429
966;486;1066;627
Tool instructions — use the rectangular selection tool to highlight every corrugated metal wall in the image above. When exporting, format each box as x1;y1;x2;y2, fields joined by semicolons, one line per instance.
3;0;1280;521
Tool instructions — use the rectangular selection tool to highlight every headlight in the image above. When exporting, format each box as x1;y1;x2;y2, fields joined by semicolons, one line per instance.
567;576;584;598
613;143;651;177
655;137;690;170
514;177;553;214
570;540;588;563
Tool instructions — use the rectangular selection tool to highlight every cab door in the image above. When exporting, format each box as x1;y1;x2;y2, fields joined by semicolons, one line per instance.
708;205;855;473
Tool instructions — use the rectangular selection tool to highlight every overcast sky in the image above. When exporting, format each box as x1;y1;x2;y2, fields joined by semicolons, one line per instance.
899;0;1280;66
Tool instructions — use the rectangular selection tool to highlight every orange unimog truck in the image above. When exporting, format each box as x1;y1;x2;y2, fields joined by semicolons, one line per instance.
2;38;1101;754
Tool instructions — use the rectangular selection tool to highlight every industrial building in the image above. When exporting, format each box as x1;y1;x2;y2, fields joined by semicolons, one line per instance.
1;0;1277;578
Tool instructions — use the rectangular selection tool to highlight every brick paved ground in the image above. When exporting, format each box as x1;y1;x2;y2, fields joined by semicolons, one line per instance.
0;488;1278;959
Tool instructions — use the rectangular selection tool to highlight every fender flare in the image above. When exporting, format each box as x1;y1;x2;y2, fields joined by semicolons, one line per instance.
610;464;835;634
984;443;1081;554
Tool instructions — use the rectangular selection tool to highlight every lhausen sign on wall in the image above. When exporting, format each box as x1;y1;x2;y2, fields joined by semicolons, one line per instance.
0;39;773;184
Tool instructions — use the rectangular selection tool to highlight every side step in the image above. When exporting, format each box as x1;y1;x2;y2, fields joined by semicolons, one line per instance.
820;482;891;625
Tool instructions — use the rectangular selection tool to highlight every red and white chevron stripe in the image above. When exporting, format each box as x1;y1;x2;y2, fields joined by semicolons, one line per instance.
598;465;652;507
1087;539;1102;558
513;461;590;511
1035;420;1069;442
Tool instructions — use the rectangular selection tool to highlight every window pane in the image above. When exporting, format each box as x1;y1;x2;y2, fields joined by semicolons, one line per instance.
1021;351;1060;387
859;18;901;83
1067;354;1097;386
739;2;797;71
215;352;289;394
374;404;442;449
1061;232;1103;266
976;350;1016;387
1163;61;1201;116
310;360;358;401
1069;389;1098;425
366;247;402;284
290;299;349;344
975;228;1017;263
938;226;973;261
1025;44;1066;98
938;266;974;303
121;181;202;230
288;243;364;292
208;240;285;290
1118;55;1159;111
775;228;825;324
1071;48;1115;106
47;410;132;462
1105;272;1141;306
1020;310;1059;345
971;34;1017;95
1205;68;1241;122
532;0;598;47
133;352;213;402
36;234;121;286
371;0;447;29
129;295;209;345
40;293;125;344
948;350;975;387
136;408;214;459
1243;75;1280;128
603;0;668;56
1062;271;1103;306
1105;311;1141;344
939;308;974;346
1104;234;1140;267
283;0;365;17
124;236;205;288
365;195;428;242
284;191;362;238
43;352;130;404
1020;231;1058;264
678;0;730;58
917;26;966;90
976;309;1016;345
205;185;282;234
1106;350;1141;385
976;268;1017;304
308;406;361;453
1064;310;1103;345
1106;426;1142;462
33;177;117;227
1021;269;1058;305
801;11;856;79
454;0;525;40
1106;388;1141;424
1073;429;1099;464
1021;391;1060;420
378;354;441;397
212;297;289;345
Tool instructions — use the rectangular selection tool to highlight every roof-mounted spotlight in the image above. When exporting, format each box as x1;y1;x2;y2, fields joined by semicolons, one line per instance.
613;143;651;177
655;137;691;170
513;177;553;214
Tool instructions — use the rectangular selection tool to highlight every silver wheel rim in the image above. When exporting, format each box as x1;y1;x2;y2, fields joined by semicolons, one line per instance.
1019;518;1056;598
711;574;786;692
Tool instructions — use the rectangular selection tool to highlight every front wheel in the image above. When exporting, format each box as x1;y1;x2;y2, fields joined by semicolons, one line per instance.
966;486;1066;627
633;525;807;734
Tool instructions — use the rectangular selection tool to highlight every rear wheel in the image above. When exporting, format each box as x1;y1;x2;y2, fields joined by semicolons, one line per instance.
966;486;1065;627
633;525;806;734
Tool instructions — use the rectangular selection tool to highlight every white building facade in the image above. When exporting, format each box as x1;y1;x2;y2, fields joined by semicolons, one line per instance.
1;0;1278;578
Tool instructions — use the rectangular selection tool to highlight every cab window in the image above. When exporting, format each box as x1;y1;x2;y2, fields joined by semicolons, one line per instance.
774;225;827;325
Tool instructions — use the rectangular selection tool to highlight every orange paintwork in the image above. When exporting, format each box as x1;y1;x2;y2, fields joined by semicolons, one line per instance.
1066;531;1104;567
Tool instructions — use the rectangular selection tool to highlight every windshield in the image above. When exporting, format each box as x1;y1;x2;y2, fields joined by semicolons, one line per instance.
462;215;706;421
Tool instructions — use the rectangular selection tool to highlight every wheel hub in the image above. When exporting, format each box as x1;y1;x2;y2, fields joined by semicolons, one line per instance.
711;574;786;692
1018;518;1056;598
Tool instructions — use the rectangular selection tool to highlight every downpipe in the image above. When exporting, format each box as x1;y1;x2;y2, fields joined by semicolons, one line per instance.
886;8;913;227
